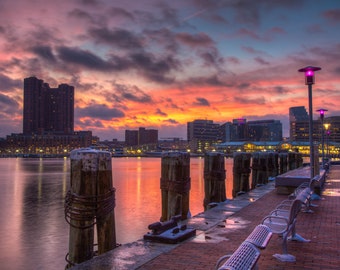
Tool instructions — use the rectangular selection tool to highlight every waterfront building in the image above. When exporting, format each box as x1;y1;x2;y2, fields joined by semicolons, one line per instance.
125;127;158;146
23;76;74;135
4;131;94;156
289;106;309;141
248;119;282;141
220;119;282;142
0;77;93;156
187;119;221;152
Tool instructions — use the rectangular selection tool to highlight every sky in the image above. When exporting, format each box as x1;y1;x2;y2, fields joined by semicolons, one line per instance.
0;0;339;141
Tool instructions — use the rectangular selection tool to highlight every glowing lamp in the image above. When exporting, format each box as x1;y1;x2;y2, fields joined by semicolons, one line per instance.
298;66;321;85
317;108;328;120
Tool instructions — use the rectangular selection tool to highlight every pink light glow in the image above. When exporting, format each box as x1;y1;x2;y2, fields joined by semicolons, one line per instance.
306;70;314;76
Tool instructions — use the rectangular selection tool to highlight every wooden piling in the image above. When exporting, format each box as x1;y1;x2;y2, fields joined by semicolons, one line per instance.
267;152;279;179
251;152;270;188
160;152;191;221
232;152;251;197
203;152;226;210
279;152;288;174
66;148;116;266
288;152;297;170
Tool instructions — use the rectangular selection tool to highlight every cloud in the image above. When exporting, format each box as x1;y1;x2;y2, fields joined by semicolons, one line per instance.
254;57;270;65
187;75;226;86
31;45;56;62
0;74;21;91
323;9;340;23
88;27;143;50
68;8;96;23
175;32;214;47
156;108;167;116
234;96;266;105
273;86;289;94
57;46;116;70
193;97;210;106
163;118;178;124
199;47;225;69
242;46;266;55
108;7;135;21
113;83;152;103
130;52;180;83
77;103;125;120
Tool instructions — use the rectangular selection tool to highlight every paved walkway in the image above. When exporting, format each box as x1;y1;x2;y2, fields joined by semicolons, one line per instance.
139;166;340;270
72;165;340;270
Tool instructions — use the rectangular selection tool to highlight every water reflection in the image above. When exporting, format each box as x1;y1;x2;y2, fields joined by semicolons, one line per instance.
0;157;234;270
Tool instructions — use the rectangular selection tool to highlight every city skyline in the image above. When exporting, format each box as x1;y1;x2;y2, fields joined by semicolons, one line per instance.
0;1;339;141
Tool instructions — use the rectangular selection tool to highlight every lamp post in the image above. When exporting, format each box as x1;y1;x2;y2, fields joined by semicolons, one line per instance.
324;123;330;161
317;108;327;169
298;66;321;179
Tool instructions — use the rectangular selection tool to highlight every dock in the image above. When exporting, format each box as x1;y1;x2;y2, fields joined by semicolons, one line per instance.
70;165;340;270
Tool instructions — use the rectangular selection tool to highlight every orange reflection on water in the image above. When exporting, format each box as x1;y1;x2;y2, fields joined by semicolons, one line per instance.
111;157;235;244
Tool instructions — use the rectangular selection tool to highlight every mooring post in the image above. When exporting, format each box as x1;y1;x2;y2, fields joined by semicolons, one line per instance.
267;152;279;179
288;152;297;170
279;152;288;175
297;152;304;168
251;152;268;188
203;152;226;210
232;152;251;197
65;148;116;267
160;152;191;221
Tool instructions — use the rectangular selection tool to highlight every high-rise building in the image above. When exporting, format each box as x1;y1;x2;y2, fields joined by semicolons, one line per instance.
289;106;309;141
0;76;88;156
23;76;74;135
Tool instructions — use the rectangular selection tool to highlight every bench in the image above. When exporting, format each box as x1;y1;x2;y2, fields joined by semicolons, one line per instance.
215;241;260;270
245;224;272;249
215;225;272;270
262;199;310;262
287;176;321;212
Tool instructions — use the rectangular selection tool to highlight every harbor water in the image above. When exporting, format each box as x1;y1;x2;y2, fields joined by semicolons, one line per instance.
0;157;234;270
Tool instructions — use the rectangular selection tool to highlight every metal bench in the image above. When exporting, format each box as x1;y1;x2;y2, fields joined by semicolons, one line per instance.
285;177;321;212
262;199;310;262
245;224;272;249
215;241;260;270
215;225;271;270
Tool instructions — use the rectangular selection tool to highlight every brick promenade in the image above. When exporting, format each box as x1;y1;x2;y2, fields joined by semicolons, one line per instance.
138;166;340;270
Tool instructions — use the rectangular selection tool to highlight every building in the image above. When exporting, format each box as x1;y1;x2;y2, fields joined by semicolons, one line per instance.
324;116;340;143
0;77;92;156
220;119;282;142
125;127;158;146
230;118;248;141
187;119;221;152
23;76;74;135
187;119;221;141
4;131;93;156
248;119;282;141
289;106;309;141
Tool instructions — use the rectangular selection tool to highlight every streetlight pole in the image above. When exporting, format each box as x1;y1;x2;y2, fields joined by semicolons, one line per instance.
298;66;321;179
317;108;327;169
324;123;330;161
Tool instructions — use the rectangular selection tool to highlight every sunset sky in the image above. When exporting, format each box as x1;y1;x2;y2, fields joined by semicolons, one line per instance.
0;0;339;141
